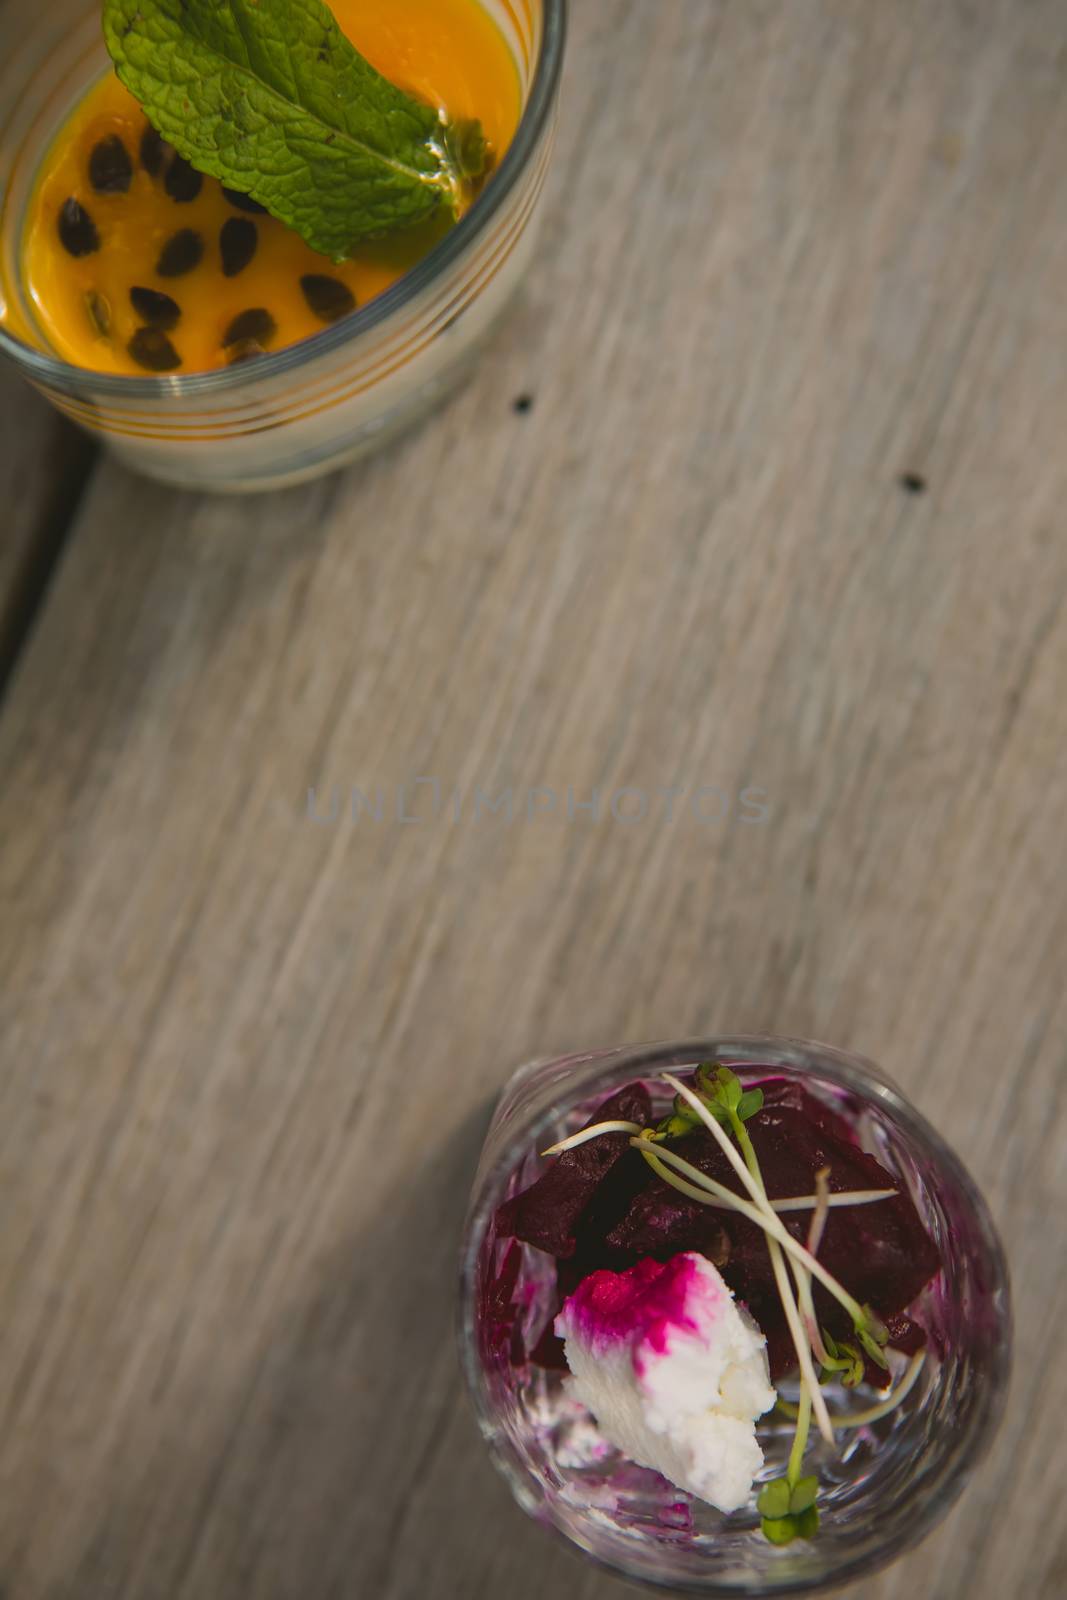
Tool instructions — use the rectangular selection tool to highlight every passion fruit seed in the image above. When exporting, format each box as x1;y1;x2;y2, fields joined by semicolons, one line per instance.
88;135;133;195
222;186;267;216
84;290;111;338
222;308;277;348
139;125;165;176
220;217;258;278
227;337;266;365
156;229;204;278
164;156;203;204
58;197;100;258
130;286;181;332
300;274;356;324
127;327;182;372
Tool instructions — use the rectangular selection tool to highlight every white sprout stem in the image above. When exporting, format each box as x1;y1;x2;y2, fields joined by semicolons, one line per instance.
637;1141;835;1446
766;1230;835;1444
718;1111;834;1449
541;1120;643;1156
541;1113;895;1212
635;1141;743;1206
633;1138;873;1336
777;1351;927;1428
791;1168;831;1368
834;1350;926;1426
772;1190;896;1212
639;1139;776;1212
787;1382;813;1485
806;1168;831;1260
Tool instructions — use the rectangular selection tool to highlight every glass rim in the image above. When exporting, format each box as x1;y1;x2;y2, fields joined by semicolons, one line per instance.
457;1033;1013;1597
0;0;568;399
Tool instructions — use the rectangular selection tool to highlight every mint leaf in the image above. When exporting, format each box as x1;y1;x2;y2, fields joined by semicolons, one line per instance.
103;0;483;259
444;118;488;183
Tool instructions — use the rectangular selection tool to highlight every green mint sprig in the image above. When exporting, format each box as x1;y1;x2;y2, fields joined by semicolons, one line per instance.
102;0;487;260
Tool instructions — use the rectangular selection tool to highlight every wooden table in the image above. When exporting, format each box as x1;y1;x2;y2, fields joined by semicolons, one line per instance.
1;3;1064;1596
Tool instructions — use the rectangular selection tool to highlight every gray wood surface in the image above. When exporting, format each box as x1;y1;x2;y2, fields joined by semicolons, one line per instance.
0;368;95;692
1;2;1065;1597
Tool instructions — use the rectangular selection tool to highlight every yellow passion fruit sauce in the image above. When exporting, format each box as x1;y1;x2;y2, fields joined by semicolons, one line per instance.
21;0;520;375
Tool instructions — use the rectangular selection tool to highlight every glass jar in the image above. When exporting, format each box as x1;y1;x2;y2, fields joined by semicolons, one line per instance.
0;0;565;491
458;1036;1011;1595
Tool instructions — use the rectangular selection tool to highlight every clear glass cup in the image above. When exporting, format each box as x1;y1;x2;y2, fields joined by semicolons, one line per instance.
458;1036;1012;1595
0;0;565;491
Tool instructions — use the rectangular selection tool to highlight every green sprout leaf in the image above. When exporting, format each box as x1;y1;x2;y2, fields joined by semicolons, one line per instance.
758;1473;821;1544
654;1109;697;1139
656;1064;764;1141
714;1065;744;1111
758;1495;821;1545
857;1324;891;1371
761;1515;797;1545
695;1061;720;1095
789;1476;819;1515
756;1479;792;1520
737;1087;764;1121
841;1345;865;1387
819;1329;865;1387
795;1504;820;1539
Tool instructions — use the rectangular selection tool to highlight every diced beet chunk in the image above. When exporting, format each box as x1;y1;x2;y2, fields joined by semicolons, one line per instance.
529;1318;569;1370
858;1313;929;1388
604;1176;731;1267
506;1074;942;1383
882;1312;928;1356
479;1239;524;1367
606;1080;940;1379
494;1083;651;1258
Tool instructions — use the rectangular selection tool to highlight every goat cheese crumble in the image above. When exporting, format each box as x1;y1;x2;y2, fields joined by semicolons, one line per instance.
555;1251;775;1512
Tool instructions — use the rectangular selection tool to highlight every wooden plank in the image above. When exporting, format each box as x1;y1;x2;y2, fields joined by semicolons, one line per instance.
0;369;95;693
1;3;1065;1598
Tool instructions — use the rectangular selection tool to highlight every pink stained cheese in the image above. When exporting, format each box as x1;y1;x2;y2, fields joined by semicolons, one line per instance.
557;1254;726;1362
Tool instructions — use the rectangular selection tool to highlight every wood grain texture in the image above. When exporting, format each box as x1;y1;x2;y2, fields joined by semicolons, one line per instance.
0;367;95;692
1;2;1065;1598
